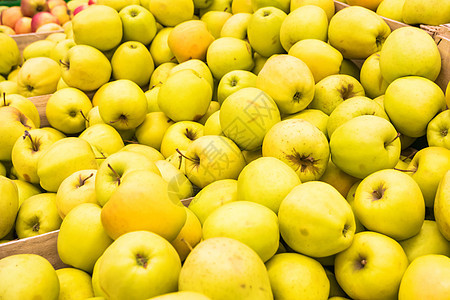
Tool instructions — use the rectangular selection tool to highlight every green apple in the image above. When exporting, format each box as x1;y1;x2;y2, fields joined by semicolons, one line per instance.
149;27;177;67
135;112;174;151
60;45;112;92
384;76;446;138
56;268;94;300
0;80;19;95
158;69;212;122
279;5;328;52
405;146;450;207
309;74;365;115
329;115;401;179
188;179;237;224
149;0;194;27
402;0;450;25
326;96;390;138
400;220;450;263
220;87;280;151
36;137;98;192
328;6;391;59
282;108;329;137
79;124;124;164
258;55;316;114
290;0;335;21
16;57;61;97
379;26;441;83
160;121;204;158
359;51;389;98
22;40;56;61
354;169;425;241
149;62;177;88
96;79;147;130
376;0;405;22
217;70;257;105
72;4;122;51
118;143;165;162
1;93;40;128
0;106;36;161
11;128;64;184
198;101;220;125
147;291;211;300
179;237;273;299
15;193;62;238
206;37;254;80
0;33;20;76
155;159;193;201
262;119;330;182
170;206;202;261
183;135;246;188
97;230;181;299
237;157;300;213
288;39;343;84
58;203;113;273
0;254;59;300
55;169;98;219
95;150;160;206
266;252;330;300
144;86;162;112
278;181;355;257
169;59;214;91
335;231;408;300
201;11;232;39
0;176;18;239
46;87;93;134
398;254;450;299
435;170;450;240
203;110;223;136
119;4;157;45
12;179;41;207
101;169;186;240
220;12;252;39
319;158;360;199
247;6;286;57
111;41;154;88
50;38;76;64
203;201;279;262
427;110;450;149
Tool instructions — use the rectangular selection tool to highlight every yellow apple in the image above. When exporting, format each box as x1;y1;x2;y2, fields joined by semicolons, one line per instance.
149;27;177;67
17;57;61;97
0;32;20;76
0;176;18;239
220;12;252;39
434;170;450;240
149;0;194;27
402;0;450;25
290;0;335;21
376;0;405;22
135;112;174;151
56;268;94;299
22;40;56;61
170;207;202;261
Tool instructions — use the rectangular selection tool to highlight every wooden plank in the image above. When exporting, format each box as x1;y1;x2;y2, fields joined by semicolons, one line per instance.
0;198;194;269
29;94;51;128
0;231;69;269
333;1;450;92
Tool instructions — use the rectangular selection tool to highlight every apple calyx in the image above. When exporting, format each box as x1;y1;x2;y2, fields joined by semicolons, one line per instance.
342;224;351;237
375;35;386;49
292;91;302;103
23;130;40;152
77;172;94;188
285;151;320;175
107;163;121;185
135;253;148;269
355;257;367;269
31;218;40;232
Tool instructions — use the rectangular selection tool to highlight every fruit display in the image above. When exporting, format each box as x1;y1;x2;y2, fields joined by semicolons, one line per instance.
0;0;450;299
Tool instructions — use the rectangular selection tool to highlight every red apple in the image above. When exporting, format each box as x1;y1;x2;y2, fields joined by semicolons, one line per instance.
47;0;67;10
50;5;70;25
14;16;32;34
1;6;23;29
73;4;89;16
88;0;97;4
21;0;49;17
31;11;59;32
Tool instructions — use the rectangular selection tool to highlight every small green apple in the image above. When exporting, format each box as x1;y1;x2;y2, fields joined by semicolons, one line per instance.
427;110;450;149
50;38;76;65
16;57;61;97
282;108;329;138
160;121;204;158
119;4;157;45
359;51;389;98
201;11;232;39
217;70;257;105
290;0;335;20
135;112;174;151
149;28;177;67
203;110;223;136
22;40;56;61
220;12;252;40
1;93;40;128
12;179;41;207
278;181;356;257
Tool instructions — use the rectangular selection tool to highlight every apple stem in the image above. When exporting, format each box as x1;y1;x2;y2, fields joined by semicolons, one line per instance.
23;130;38;152
59;59;69;69
123;140;139;144
393;168;415;173
181;238;193;252
176;148;197;163
79;109;88;123
389;132;401;144
79;173;94;187
2;92;6;106
107;163;121;185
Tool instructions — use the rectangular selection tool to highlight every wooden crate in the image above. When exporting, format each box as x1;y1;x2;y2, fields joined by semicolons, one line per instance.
11;30;65;54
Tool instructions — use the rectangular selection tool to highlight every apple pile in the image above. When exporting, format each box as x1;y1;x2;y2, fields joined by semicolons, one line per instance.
0;0;450;299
